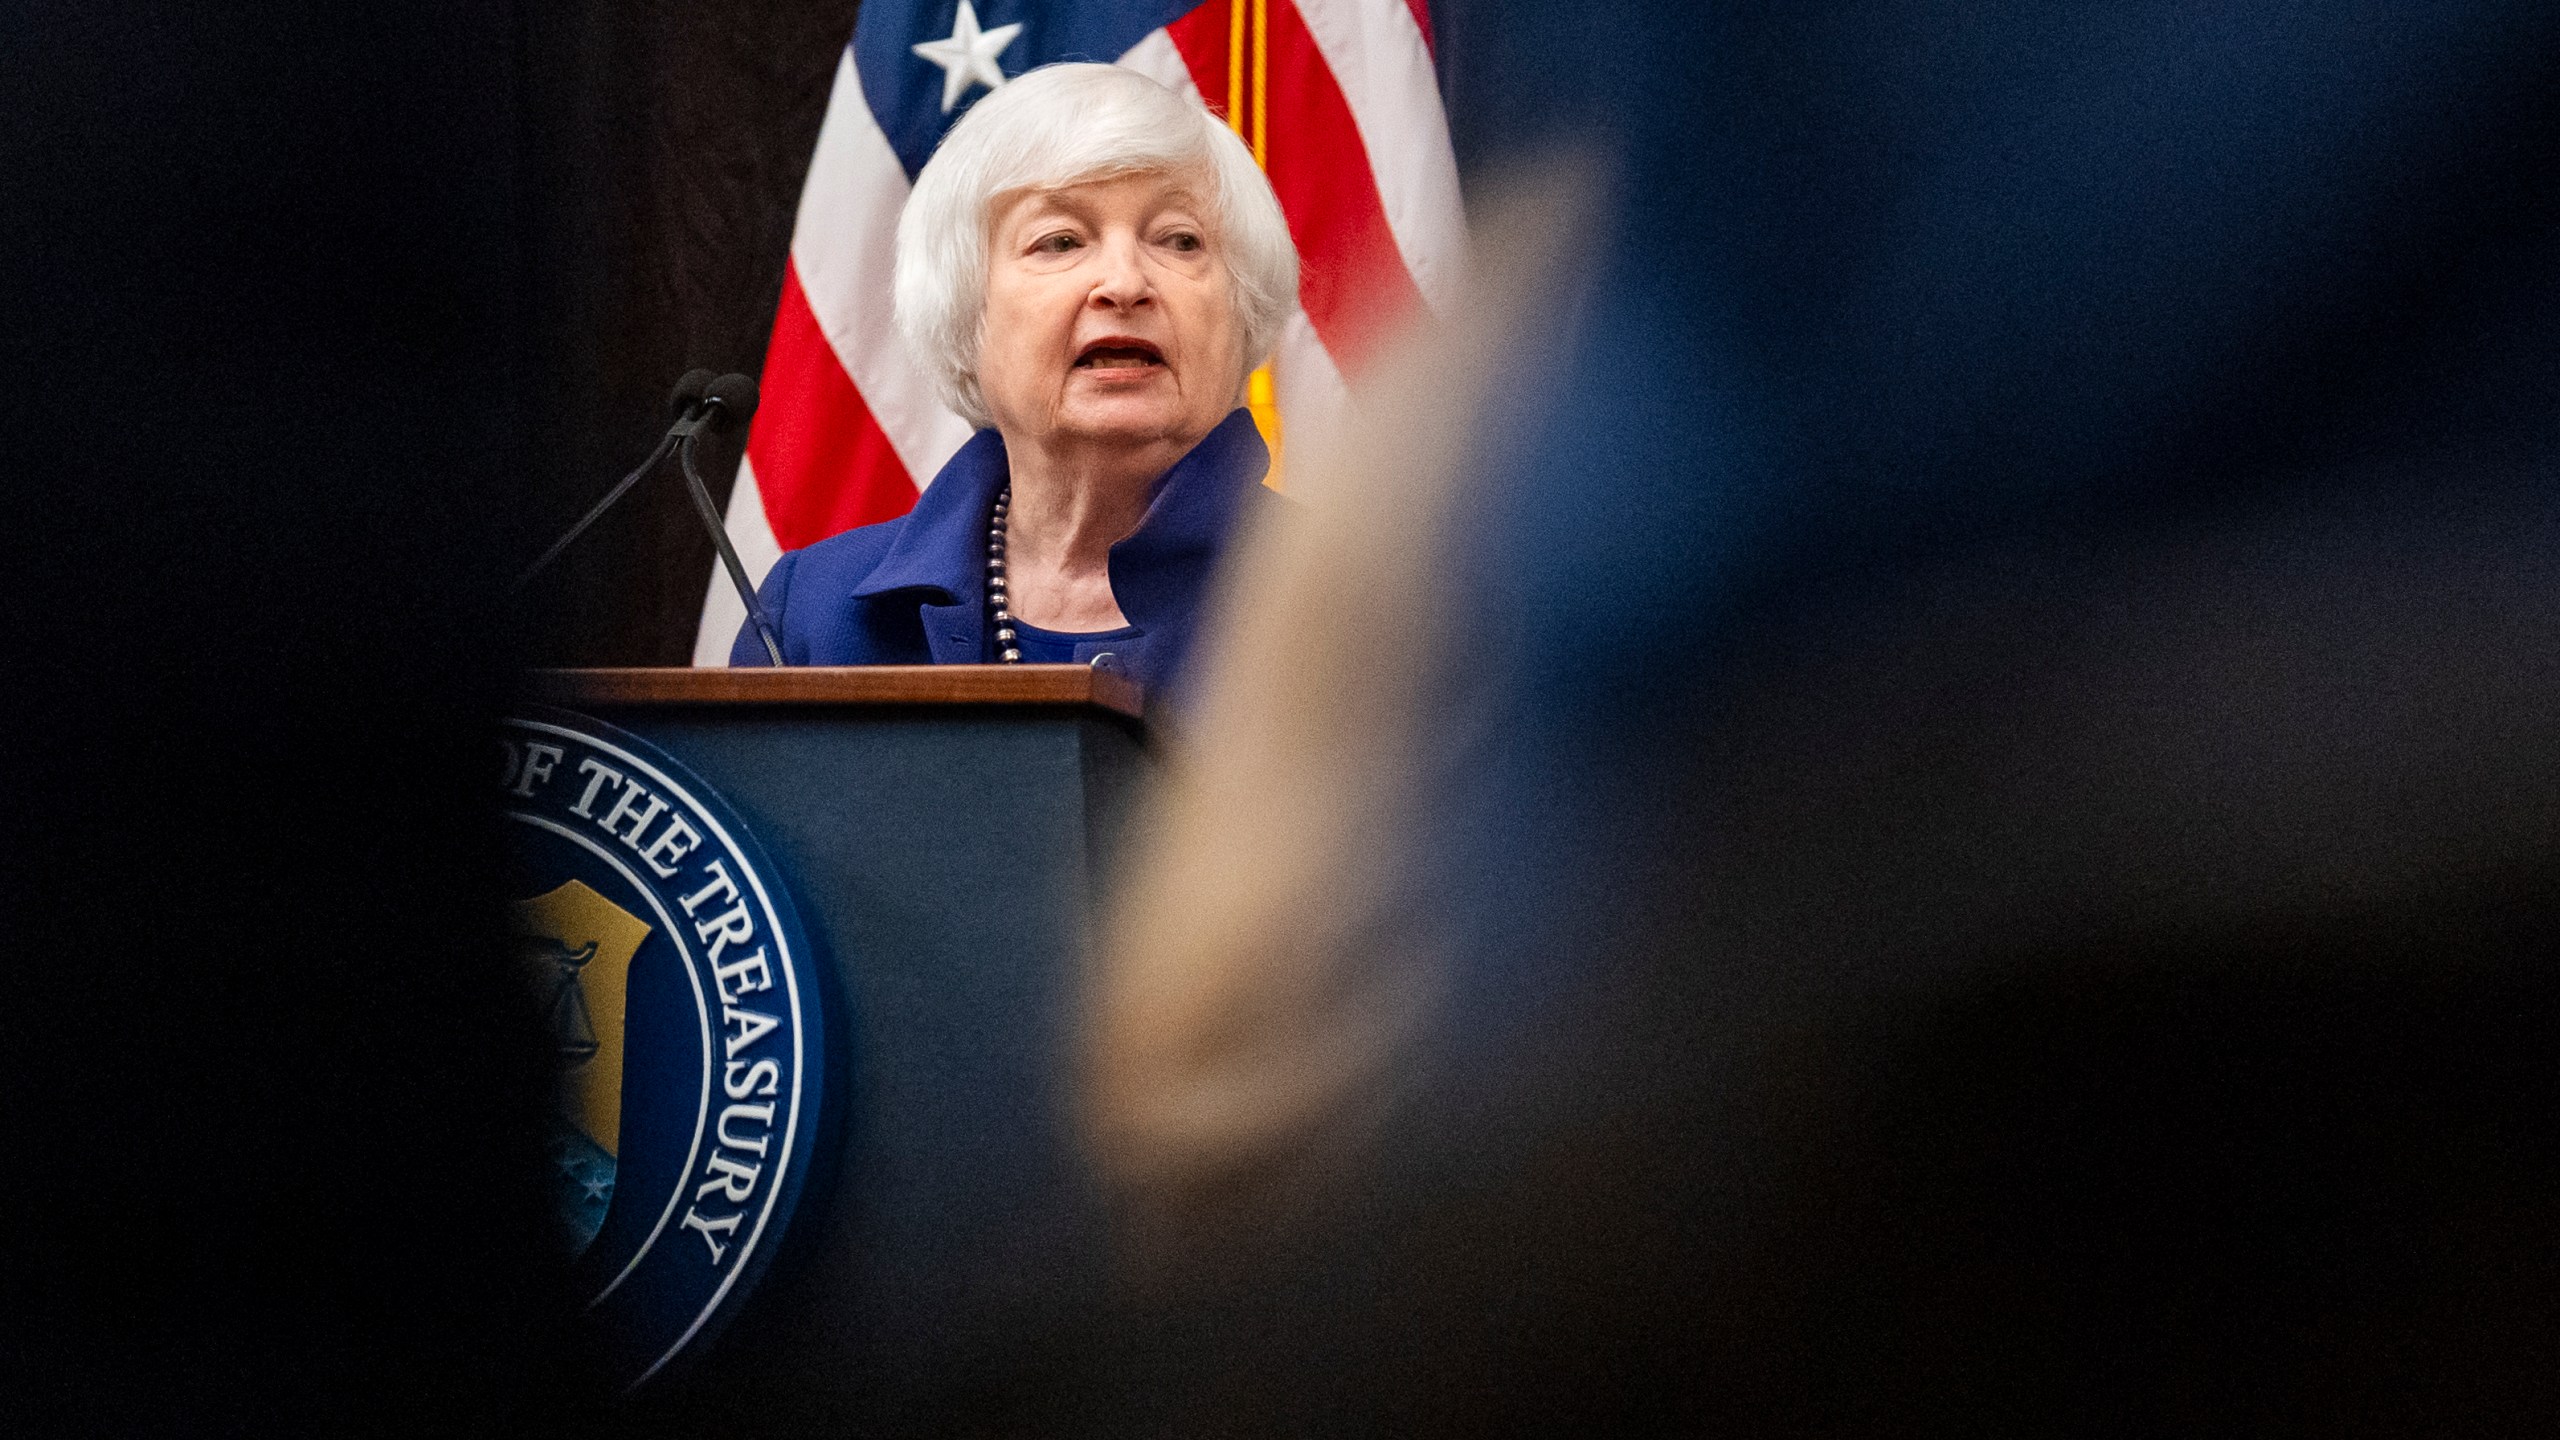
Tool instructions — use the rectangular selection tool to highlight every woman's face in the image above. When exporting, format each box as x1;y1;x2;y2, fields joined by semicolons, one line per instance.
976;168;1244;459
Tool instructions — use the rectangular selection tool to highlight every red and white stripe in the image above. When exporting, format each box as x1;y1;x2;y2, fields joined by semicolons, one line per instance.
696;0;1463;664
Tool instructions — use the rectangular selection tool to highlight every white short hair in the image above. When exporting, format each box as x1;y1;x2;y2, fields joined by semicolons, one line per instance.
893;63;1300;430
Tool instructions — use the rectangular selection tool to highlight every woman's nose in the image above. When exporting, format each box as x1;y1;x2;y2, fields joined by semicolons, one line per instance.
1086;234;1152;308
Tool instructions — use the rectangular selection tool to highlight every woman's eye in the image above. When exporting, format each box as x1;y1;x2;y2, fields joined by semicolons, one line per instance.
1036;233;1080;254
1163;232;1201;252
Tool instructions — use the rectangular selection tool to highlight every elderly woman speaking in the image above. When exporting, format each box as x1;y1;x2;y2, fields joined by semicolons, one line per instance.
729;63;1299;698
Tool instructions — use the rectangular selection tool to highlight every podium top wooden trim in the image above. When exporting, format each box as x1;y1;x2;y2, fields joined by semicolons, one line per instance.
523;664;1143;720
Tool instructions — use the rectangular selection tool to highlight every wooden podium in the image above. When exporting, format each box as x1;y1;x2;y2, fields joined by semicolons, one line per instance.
518;665;1152;1432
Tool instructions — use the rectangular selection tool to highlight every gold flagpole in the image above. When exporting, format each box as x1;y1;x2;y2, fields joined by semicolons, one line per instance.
1243;0;1284;488
1226;0;1247;138
1251;0;1269;167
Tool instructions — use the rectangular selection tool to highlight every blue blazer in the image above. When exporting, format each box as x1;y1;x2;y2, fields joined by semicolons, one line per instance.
731;408;1277;703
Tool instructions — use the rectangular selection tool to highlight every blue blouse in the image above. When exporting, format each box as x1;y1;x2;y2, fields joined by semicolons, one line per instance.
1008;619;1143;666
731;409;1278;704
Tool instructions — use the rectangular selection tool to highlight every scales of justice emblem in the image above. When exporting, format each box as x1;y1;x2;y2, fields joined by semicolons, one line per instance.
518;879;650;1255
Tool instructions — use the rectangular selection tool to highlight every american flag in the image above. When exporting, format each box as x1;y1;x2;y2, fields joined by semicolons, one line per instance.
693;0;1465;662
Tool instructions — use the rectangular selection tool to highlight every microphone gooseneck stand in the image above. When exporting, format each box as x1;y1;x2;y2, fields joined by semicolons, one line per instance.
513;370;713;596
678;380;784;667
511;429;685;595
513;370;786;667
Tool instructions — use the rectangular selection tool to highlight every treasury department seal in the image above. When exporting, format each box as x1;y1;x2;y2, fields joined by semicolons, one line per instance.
498;708;828;1390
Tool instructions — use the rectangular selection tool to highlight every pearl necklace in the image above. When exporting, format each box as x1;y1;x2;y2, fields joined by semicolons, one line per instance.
987;485;1020;663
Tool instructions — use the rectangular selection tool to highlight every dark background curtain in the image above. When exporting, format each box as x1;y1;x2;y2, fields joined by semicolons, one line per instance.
510;1;856;665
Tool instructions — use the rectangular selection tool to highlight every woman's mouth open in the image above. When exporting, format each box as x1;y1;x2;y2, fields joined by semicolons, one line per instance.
1074;338;1165;370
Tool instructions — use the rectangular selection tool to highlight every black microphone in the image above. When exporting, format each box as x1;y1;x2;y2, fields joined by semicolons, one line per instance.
669;367;718;417
512;370;721;592
676;373;784;666
701;372;759;431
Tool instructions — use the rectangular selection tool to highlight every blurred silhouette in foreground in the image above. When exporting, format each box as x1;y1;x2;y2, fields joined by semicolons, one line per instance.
1089;1;2560;1432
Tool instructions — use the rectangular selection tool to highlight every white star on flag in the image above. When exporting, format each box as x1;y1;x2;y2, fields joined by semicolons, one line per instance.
911;0;1023;114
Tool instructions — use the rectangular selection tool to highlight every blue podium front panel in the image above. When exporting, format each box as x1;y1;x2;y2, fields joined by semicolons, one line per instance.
504;682;1150;1433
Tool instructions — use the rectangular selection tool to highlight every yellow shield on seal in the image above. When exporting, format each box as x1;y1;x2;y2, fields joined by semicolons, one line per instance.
515;879;651;1158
